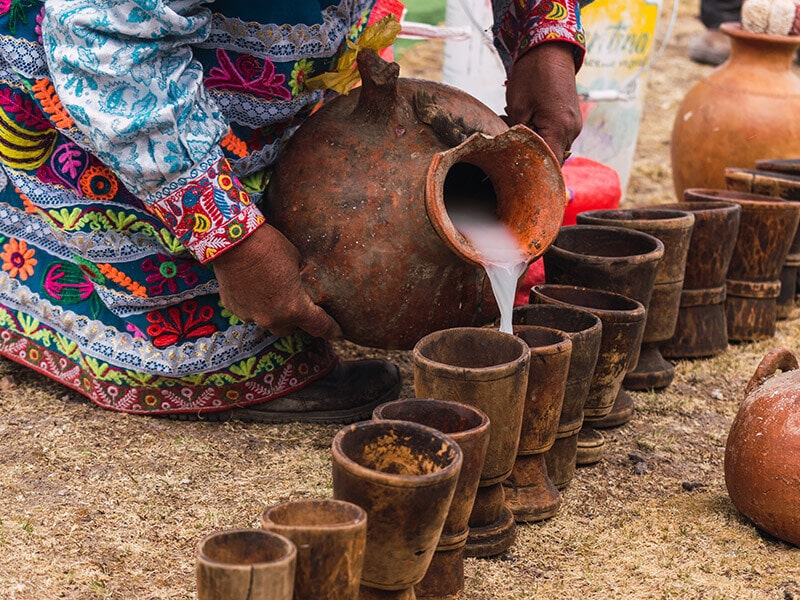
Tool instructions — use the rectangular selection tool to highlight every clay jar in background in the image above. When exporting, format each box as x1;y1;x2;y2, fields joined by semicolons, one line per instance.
512;304;603;489
671;22;800;199
331;420;462;600
656;200;741;359
260;499;367;600
576;209;694;392
724;348;800;547
413;327;531;558
372;398;490;600
267;49;566;350
196;529;296;600
543;224;663;429
530;284;646;466
684;189;800;341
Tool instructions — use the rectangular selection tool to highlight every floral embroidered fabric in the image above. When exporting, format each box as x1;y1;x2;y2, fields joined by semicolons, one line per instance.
0;0;586;415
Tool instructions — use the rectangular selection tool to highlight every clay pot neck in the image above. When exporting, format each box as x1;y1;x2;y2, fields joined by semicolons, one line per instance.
353;49;407;125
721;22;800;71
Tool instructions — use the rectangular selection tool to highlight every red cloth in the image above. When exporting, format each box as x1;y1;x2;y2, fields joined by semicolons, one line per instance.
514;156;622;305
561;156;622;225
369;0;406;62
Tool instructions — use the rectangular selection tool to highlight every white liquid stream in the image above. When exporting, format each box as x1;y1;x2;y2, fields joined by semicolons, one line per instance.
448;208;528;334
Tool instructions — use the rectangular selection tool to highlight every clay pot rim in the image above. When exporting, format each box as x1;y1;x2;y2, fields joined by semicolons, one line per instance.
551;224;665;262
331;419;463;487
531;283;646;320
372;397;491;441
261;498;367;532
577;208;696;231
197;528;297;568
685;188;799;209
720;21;800;45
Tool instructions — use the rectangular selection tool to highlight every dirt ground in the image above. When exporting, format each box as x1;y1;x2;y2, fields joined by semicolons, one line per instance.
2;1;800;598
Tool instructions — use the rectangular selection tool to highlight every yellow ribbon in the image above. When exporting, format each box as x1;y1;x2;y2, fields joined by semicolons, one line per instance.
305;15;402;95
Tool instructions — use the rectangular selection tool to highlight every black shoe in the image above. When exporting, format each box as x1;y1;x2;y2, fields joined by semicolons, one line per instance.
167;359;402;424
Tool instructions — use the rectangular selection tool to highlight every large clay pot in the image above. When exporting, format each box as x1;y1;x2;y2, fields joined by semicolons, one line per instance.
267;49;566;350
331;420;462;600
576;209;695;391
671;22;800;199
656;200;742;358
512;304;602;489
372;398;490;600
724;348;800;547
684;189;800;341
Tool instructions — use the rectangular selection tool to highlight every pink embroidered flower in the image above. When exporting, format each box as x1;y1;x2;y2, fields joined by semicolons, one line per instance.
205;50;292;101
141;254;198;295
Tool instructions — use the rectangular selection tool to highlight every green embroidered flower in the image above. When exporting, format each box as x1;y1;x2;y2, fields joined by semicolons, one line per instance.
225;221;245;241
289;58;314;96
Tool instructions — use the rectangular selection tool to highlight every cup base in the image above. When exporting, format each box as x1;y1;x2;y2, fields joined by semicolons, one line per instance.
464;506;516;558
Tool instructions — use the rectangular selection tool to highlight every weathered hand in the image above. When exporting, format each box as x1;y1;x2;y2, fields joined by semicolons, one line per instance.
503;42;583;165
212;224;343;339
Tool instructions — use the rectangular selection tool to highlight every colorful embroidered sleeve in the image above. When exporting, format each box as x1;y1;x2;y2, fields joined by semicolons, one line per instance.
491;0;591;72
40;0;264;263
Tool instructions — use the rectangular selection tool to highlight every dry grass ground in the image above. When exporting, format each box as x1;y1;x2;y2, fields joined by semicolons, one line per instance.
2;1;800;598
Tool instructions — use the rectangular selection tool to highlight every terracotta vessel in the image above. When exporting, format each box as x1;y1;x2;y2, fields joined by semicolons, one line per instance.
413;327;530;557
331;420;462;600
196;529;296;600
670;22;800;199
530;284;646;465
543;224;663;428
504;326;572;522
725;166;800;318
512;304;603;488
260;499;367;600
684;189;800;341
724;348;800;547
372;398;490;600
656;200;742;358
577;209;695;391
267;49;566;350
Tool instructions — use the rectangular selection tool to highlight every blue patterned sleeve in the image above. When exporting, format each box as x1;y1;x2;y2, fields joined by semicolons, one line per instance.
40;0;266;263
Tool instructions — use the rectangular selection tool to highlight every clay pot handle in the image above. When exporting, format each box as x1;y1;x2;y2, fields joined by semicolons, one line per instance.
745;347;799;396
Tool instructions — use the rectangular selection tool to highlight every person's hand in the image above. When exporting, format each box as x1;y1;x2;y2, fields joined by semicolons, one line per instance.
212;224;343;339
503;42;582;165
